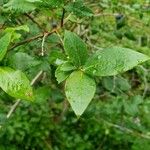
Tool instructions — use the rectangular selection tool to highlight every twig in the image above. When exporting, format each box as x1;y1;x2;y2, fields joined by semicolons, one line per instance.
61;8;65;27
41;33;48;56
6;99;21;119
111;75;116;93
30;70;44;86
9;29;57;50
9;13;72;51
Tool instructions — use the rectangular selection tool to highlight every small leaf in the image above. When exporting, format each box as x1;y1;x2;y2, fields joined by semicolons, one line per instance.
65;0;93;17
65;71;96;116
84;47;150;76
64;30;88;67
0;33;12;61
55;62;76;83
55;66;70;84
4;25;30;42
0;67;33;101
60;61;76;72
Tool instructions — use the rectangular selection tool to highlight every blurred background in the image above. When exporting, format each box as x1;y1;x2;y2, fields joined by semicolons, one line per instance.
0;0;150;149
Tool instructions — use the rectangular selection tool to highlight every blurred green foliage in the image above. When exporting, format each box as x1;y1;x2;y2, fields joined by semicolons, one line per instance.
0;0;150;149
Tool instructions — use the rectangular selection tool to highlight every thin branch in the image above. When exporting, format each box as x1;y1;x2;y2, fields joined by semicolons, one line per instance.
6;99;21;119
9;29;57;50
61;8;65;27
30;70;44;86
41;33;48;56
9;13;73;51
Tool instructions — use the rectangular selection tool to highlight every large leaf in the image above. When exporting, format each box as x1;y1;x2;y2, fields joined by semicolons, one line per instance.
64;31;88;67
0;67;33;101
84;47;150;76
0;33;12;61
65;71;96;116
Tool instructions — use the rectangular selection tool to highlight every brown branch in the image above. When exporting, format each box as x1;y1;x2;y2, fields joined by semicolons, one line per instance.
9;13;72;51
9;29;57;50
61;8;65;27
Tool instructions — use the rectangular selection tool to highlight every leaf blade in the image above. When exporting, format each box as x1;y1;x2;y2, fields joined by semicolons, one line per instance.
84;47;150;76
0;33;12;61
64;30;88;67
65;71;96;116
0;67;33;101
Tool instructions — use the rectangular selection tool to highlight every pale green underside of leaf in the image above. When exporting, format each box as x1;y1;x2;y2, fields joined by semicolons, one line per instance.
65;71;96;116
0;33;12;61
84;47;150;76
55;66;70;84
0;67;33;101
64;30;88;67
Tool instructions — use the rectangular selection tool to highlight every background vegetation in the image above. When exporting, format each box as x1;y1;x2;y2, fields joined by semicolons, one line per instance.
0;0;150;149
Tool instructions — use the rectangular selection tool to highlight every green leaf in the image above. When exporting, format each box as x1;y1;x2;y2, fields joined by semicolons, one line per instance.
0;67;33;101
65;0;93;17
55;61;76;83
84;47;150;76
64;30;88;67
0;33;12;61
102;76;131;94
4;0;36;13
60;61;76;72
55;67;70;84
65;71;96;116
4;25;29;42
5;25;29;33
